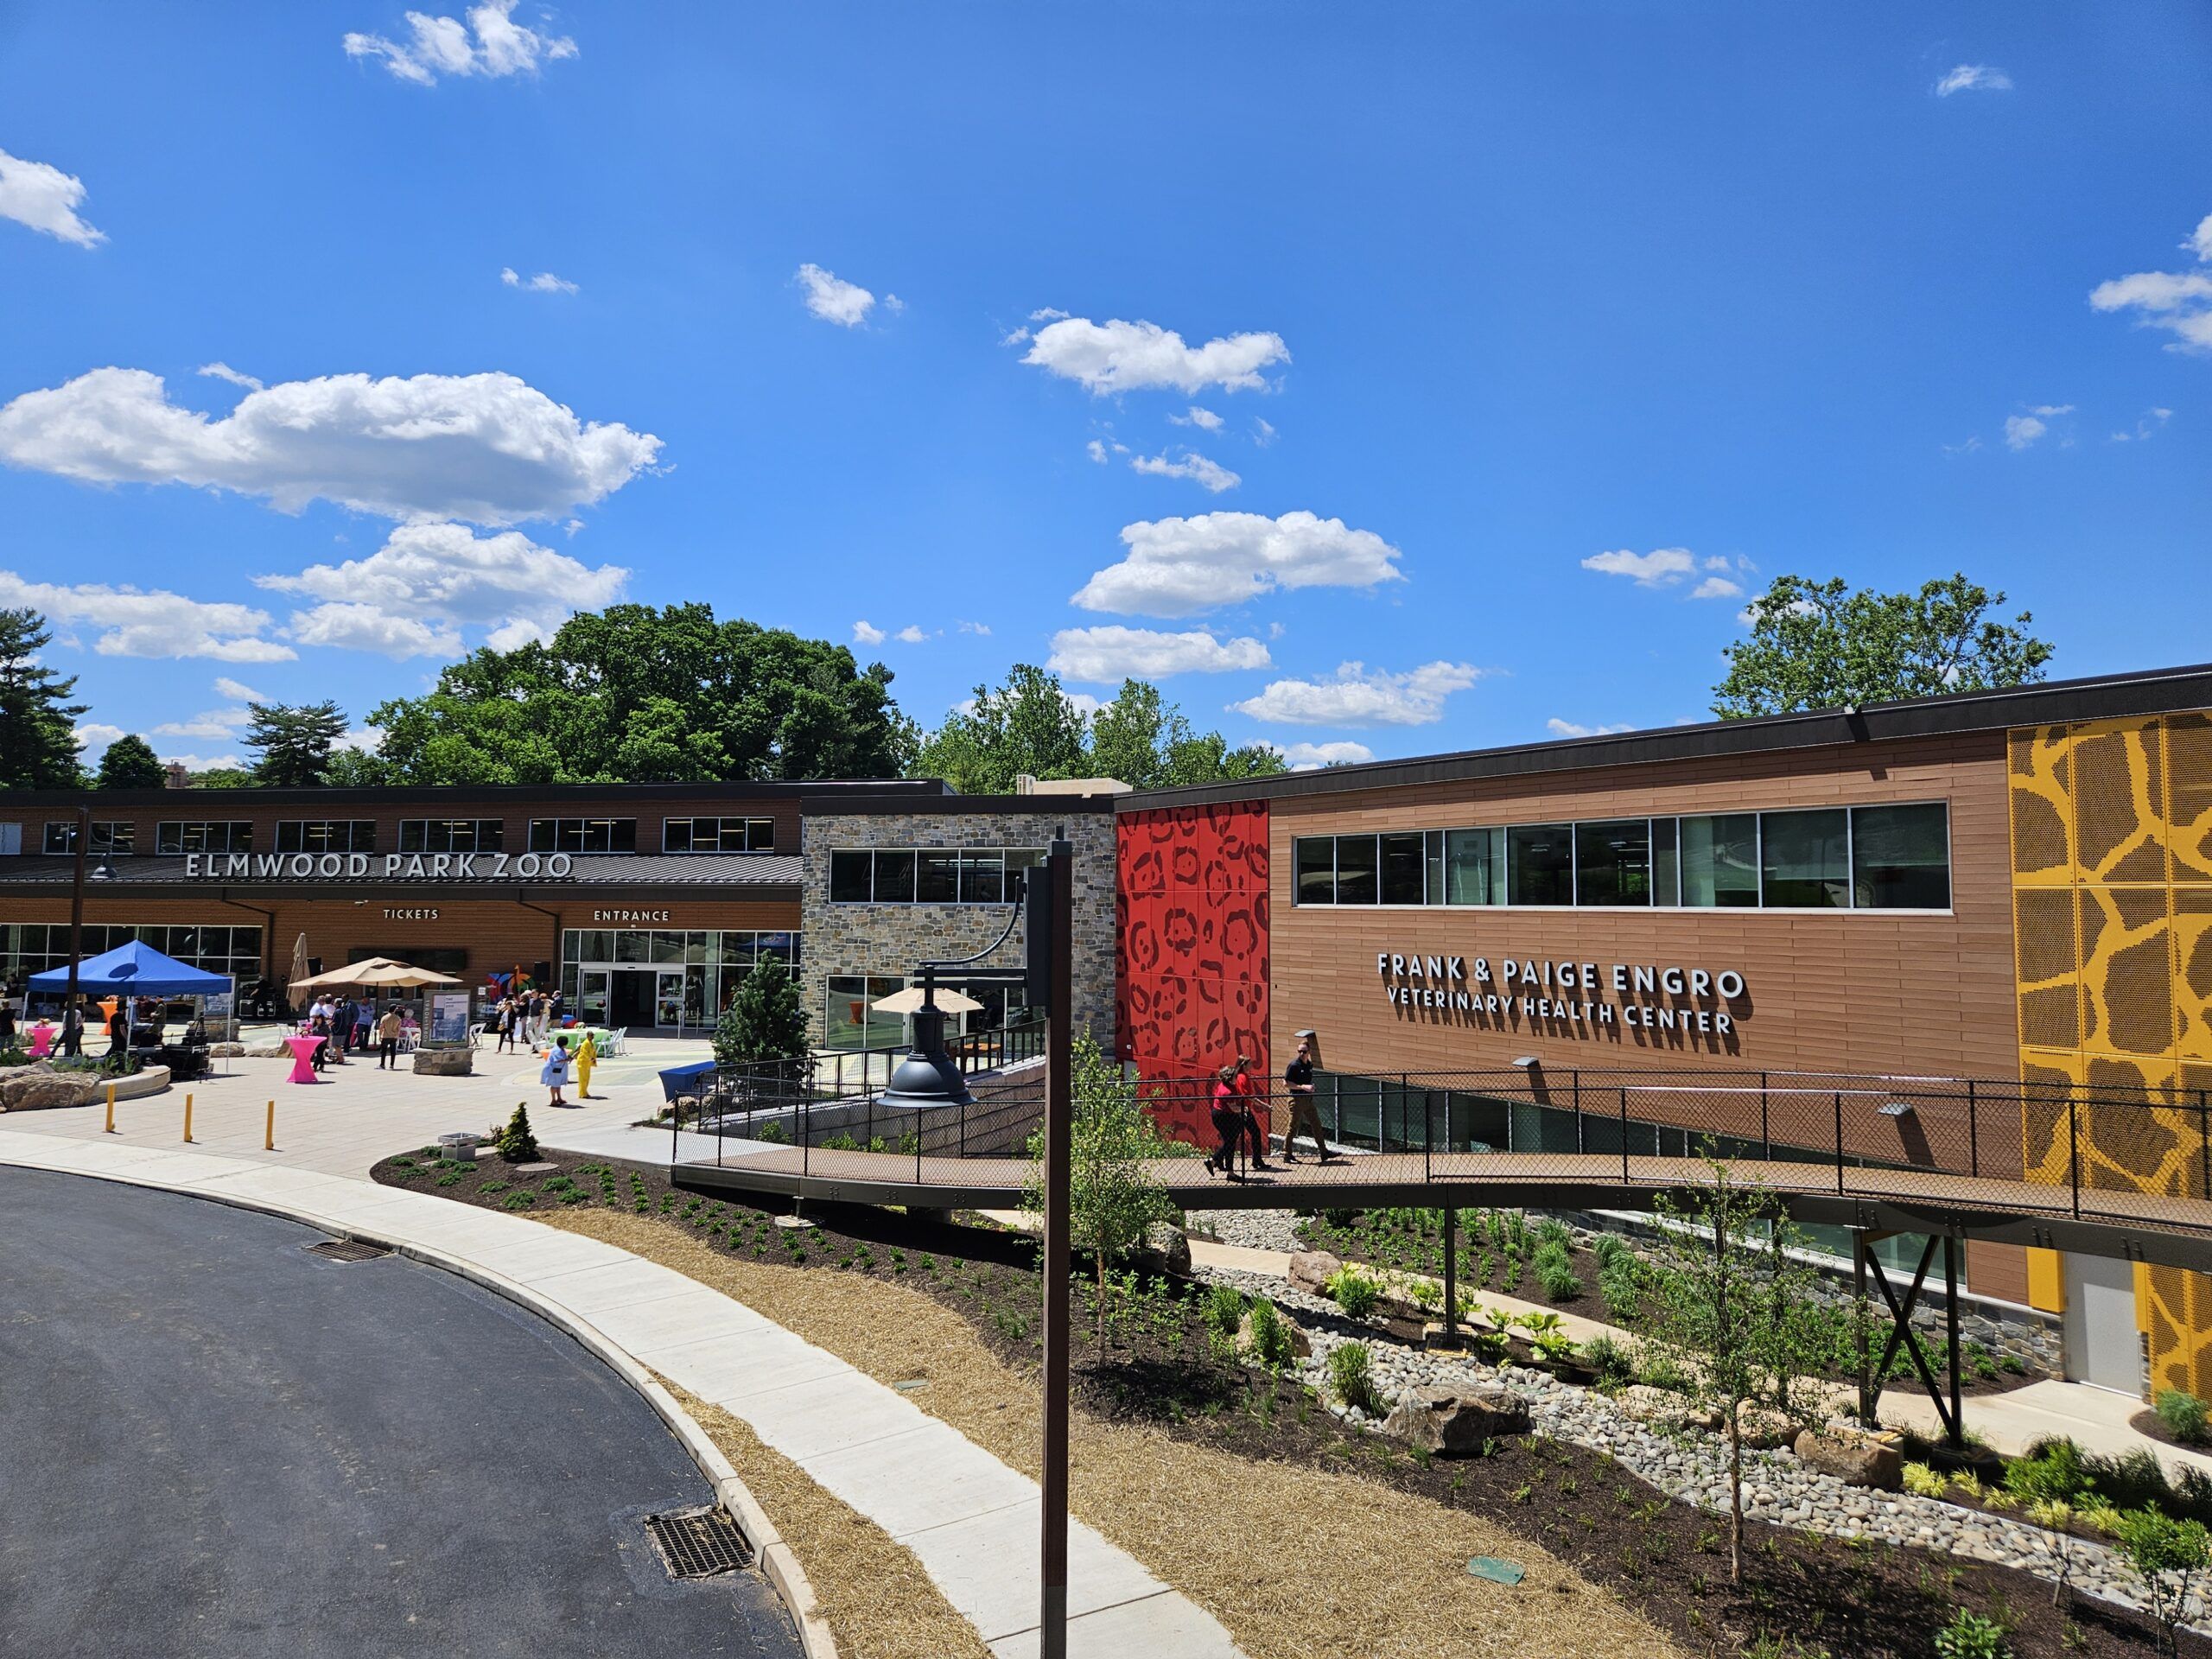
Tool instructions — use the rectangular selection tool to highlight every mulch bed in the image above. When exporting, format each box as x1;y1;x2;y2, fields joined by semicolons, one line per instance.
2129;1408;2212;1455
372;1145;2202;1657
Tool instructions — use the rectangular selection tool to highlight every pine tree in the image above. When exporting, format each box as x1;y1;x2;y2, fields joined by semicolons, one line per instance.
94;734;166;790
494;1101;539;1162
0;608;89;790
245;700;349;786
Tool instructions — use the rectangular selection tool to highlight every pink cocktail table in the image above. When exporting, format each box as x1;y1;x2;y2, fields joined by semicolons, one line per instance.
283;1035;324;1084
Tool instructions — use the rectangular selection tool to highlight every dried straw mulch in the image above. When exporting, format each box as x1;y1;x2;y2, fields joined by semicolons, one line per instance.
546;1210;1683;1659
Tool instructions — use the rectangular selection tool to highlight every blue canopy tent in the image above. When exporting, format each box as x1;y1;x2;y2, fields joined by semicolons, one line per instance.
29;939;233;998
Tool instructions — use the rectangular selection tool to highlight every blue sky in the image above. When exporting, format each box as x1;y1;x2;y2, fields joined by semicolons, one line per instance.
1;2;2207;772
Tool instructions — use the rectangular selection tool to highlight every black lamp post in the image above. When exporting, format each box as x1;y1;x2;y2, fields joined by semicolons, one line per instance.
877;968;973;1109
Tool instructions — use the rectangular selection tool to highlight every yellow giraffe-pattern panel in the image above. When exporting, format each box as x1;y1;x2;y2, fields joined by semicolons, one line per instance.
2010;712;2212;1396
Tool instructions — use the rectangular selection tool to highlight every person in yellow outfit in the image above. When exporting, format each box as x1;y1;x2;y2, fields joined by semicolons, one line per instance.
574;1031;597;1100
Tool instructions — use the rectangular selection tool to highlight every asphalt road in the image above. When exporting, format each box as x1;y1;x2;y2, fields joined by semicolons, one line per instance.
0;1166;800;1658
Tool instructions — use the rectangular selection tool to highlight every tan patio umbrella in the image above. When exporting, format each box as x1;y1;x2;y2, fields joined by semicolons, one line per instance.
288;932;310;989
870;985;982;1014
290;957;463;991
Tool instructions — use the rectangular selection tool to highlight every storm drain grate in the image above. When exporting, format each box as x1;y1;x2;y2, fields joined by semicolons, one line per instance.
643;1506;753;1580
304;1239;392;1263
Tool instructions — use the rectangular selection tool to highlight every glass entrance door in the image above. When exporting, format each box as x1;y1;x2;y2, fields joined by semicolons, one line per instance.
580;969;610;1026
656;970;686;1030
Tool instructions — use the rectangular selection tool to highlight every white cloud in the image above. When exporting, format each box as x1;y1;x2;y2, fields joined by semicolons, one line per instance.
1936;64;2012;96
0;146;105;246
73;722;125;753
0;571;294;661
1546;717;1636;739
501;266;577;294
343;1;577;85
1073;510;1405;618
1130;448;1241;493
335;723;385;753
2112;407;2175;442
853;620;887;645
1065;690;1103;718
2005;404;2074;449
154;751;246;772
213;676;268;702
256;521;626;658
2091;213;2212;354
1085;440;1110;465
1169;406;1224;431
894;625;928;644
1268;740;1374;771
957;620;990;635
154;683;262;740
1942;435;1984;455
1252;417;1277;447
1581;547;1697;587
1691;575;1744;600
797;264;876;327
0;367;660;524
1230;660;1484;728
197;362;264;391
1021;316;1289;395
1046;626;1271;683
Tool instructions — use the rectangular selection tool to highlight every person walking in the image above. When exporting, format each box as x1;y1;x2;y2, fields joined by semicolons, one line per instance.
1281;1033;1335;1164
493;996;515;1052
1232;1053;1273;1170
60;999;83;1058
376;1003;404;1070
541;1034;573;1107
105;1001;130;1062
1206;1065;1244;1179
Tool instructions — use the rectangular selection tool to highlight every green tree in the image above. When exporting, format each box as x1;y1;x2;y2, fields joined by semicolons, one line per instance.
915;664;1090;792
917;667;1286;792
1022;1033;1178;1345
323;746;391;787
1630;1158;1828;1586
0;608;88;790
93;734;166;790
189;767;257;789
713;956;809;1065
1714;574;2052;719
369;604;918;784
246;700;349;786
2115;1508;2210;1657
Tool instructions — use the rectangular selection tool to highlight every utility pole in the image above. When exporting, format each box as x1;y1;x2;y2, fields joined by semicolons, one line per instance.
1038;837;1073;1657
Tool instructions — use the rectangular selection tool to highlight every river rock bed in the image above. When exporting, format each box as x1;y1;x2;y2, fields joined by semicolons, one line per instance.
1195;1259;2205;1632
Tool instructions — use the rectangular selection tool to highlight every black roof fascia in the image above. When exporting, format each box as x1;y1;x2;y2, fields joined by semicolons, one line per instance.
0;777;952;811
1116;661;2212;811
800;792;1121;817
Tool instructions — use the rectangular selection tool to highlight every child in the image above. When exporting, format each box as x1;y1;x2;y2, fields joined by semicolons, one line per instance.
541;1035;573;1107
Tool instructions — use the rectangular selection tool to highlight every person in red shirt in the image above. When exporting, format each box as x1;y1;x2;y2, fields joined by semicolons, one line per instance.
1231;1054;1273;1171
1206;1066;1243;1179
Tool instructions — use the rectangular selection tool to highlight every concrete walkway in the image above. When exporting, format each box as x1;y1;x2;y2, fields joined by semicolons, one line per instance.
0;1117;1241;1659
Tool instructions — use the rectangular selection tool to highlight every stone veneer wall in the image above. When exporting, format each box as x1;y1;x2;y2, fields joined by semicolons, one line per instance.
798;810;1118;1048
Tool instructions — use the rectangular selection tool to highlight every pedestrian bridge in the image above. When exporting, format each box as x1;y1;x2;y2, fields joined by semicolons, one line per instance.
668;1065;2212;1274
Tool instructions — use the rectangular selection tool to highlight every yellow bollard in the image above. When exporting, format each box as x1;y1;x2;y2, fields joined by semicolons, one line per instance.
265;1099;276;1152
104;1082;117;1134
182;1091;194;1143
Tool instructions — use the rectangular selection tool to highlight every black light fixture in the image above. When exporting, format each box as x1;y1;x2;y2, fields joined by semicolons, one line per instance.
877;971;972;1109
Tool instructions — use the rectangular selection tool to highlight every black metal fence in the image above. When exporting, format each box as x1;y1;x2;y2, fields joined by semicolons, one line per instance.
1137;1065;2212;1231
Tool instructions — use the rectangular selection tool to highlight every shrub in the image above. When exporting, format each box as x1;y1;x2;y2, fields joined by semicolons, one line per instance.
1325;1268;1382;1319
1637;1350;1693;1395
1516;1310;1579;1363
756;1120;789;1143
1205;1282;1246;1339
2157;1389;2210;1446
1328;1341;1382;1414
1407;1277;1442;1313
1247;1296;1296;1371
2115;1508;2211;1656
1600;1258;1645;1323
1902;1462;1948;1498
1582;1333;1635;1385
2005;1438;2091;1504
493;1102;538;1162
1536;1258;1584;1302
822;1132;861;1151
1535;1216;1573;1252
1591;1233;1630;1270
1932;1607;2011;1659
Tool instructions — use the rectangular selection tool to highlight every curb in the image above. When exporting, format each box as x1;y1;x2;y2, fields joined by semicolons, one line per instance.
0;1150;840;1659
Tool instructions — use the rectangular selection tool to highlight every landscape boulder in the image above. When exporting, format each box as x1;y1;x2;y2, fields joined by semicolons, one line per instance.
1732;1402;1795;1450
1382;1385;1531;1454
411;1047;474;1077
1616;1385;1720;1433
1792;1427;1904;1491
0;1066;101;1112
1139;1221;1192;1278
207;1042;245;1058
244;1041;293;1059
1235;1309;1312;1360
1287;1249;1342;1295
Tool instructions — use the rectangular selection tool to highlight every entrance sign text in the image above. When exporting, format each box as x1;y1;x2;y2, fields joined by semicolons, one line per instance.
181;851;577;881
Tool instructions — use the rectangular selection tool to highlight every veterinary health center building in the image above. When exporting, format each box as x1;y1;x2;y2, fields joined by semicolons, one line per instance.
4;662;2210;1395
